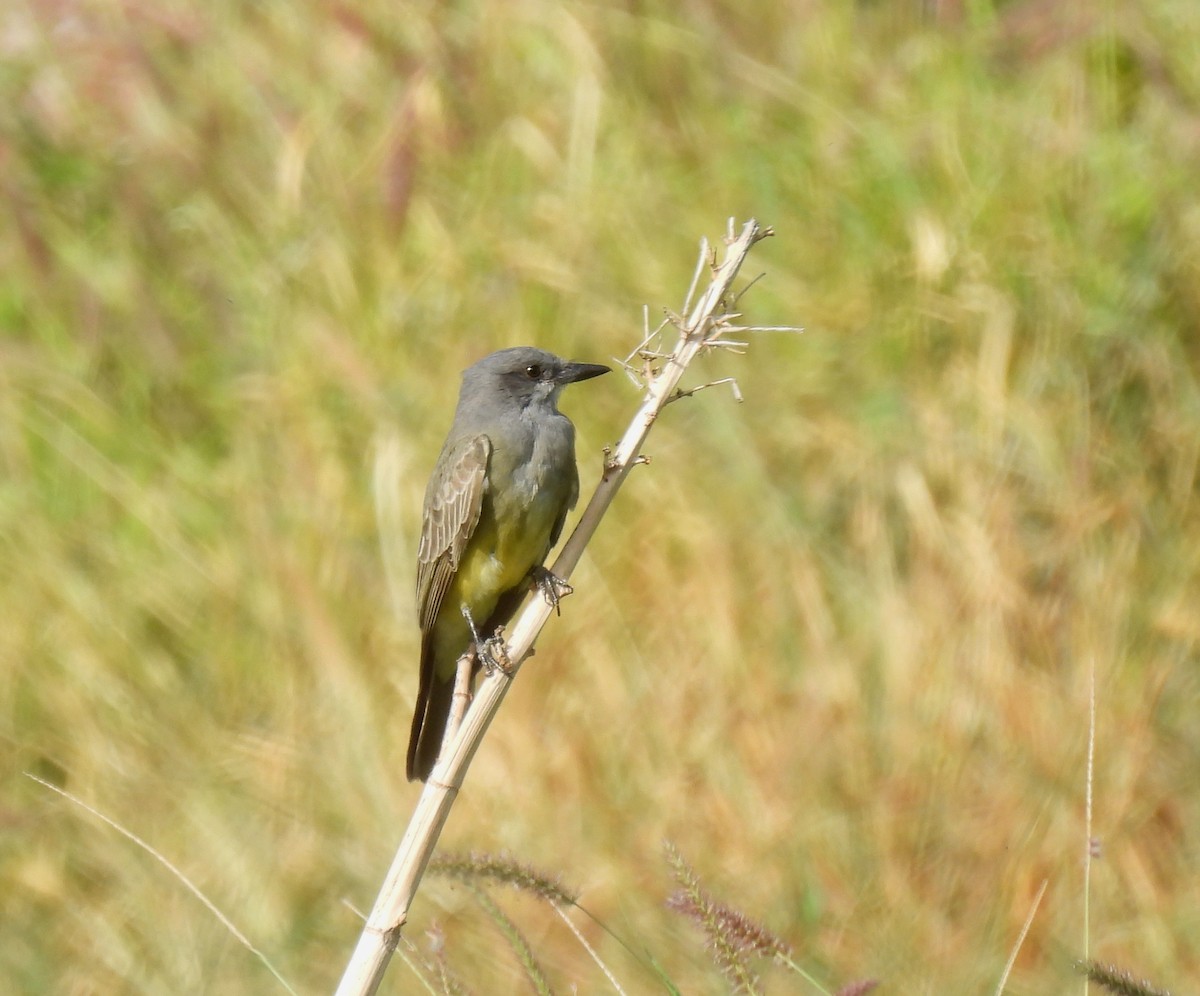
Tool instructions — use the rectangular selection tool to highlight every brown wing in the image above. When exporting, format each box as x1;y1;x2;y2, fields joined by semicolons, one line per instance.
415;434;490;632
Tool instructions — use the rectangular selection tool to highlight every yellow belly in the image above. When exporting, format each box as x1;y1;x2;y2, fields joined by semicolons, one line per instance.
428;503;554;679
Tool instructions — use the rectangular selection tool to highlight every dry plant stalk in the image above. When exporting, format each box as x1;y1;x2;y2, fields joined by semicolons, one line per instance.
335;218;777;996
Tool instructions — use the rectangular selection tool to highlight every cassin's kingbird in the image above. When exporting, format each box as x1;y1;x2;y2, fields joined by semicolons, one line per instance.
407;346;609;781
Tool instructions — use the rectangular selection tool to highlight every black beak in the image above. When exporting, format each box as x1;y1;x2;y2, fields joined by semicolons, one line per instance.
559;361;610;384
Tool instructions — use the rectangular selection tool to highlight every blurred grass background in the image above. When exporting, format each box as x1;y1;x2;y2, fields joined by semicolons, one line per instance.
2;0;1199;992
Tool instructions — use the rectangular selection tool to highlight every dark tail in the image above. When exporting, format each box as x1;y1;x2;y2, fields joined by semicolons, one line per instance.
406;636;456;782
408;588;521;781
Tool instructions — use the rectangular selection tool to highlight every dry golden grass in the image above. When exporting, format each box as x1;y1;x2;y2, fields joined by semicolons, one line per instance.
2;1;1198;993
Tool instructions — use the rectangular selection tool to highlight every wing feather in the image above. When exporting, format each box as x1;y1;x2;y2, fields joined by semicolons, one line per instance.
415;434;490;632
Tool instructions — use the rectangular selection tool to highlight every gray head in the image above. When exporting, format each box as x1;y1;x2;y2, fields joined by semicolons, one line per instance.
458;347;609;417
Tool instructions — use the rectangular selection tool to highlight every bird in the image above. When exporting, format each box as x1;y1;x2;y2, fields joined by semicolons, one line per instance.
407;346;610;781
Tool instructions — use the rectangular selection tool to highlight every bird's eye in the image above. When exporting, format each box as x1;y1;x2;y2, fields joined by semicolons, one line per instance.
524;364;542;379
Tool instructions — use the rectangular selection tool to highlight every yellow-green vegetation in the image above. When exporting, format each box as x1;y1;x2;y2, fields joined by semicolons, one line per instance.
3;0;1198;992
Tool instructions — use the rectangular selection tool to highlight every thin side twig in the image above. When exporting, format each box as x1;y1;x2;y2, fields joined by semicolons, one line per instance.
681;236;710;316
665;377;742;405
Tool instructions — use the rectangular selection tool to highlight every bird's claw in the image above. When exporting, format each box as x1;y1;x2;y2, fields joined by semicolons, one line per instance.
478;629;514;675
532;566;573;616
460;605;513;675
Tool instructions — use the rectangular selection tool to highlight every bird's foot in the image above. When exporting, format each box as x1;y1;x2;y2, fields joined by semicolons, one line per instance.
479;628;513;675
532;566;573;616
461;605;514;675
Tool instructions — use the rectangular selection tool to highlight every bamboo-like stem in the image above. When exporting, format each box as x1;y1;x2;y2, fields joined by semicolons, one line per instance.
334;219;774;996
